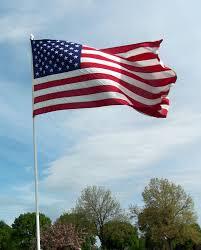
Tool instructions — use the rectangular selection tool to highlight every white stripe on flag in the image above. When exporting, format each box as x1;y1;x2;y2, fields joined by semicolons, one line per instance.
34;78;164;105
33;68;171;94
34;91;133;109
116;47;158;58
81;57;175;80
82;49;159;67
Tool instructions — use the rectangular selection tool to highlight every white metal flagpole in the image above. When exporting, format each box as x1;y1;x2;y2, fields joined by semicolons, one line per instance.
30;34;41;250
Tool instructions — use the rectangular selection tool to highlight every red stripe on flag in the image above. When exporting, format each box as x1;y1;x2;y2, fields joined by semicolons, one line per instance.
33;98;168;118
99;40;163;54
125;53;159;62
33;99;130;116
34;85;169;104
81;53;169;72
81;62;176;87
34;73;171;98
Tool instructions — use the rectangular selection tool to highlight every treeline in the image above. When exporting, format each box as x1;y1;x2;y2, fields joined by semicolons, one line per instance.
0;178;201;250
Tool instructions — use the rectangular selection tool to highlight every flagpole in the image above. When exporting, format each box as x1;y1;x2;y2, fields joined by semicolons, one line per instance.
30;34;41;250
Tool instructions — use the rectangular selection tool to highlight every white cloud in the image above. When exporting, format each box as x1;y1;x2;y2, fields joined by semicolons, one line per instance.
40;109;201;194
9;108;196;222
0;0;96;43
0;13;45;43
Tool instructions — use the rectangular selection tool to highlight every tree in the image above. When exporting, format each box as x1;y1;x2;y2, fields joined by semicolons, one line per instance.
103;220;139;250
0;221;13;250
138;237;146;250
130;178;199;250
12;212;51;250
57;212;96;249
175;224;201;250
40;222;86;250
74;186;123;248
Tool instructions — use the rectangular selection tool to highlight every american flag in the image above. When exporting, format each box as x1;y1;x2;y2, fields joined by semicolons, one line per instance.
31;39;177;118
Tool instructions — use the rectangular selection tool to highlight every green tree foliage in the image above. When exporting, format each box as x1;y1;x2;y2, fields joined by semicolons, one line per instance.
103;220;139;250
0;221;12;250
138;237;146;250
130;178;199;250
12;212;51;250
74;186;123;248
58;212;96;233
57;212;96;249
175;224;201;250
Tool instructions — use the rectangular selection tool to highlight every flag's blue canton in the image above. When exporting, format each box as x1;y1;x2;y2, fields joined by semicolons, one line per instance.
31;39;82;79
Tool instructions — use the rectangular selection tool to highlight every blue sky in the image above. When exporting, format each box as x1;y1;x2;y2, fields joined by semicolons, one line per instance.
0;0;201;225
